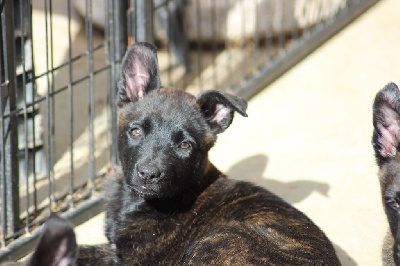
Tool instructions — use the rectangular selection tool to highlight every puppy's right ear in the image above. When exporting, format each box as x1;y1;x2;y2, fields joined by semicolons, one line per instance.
117;42;161;106
29;215;77;266
372;82;400;165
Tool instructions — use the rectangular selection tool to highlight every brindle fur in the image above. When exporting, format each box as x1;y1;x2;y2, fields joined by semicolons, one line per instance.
103;42;340;265
76;244;114;266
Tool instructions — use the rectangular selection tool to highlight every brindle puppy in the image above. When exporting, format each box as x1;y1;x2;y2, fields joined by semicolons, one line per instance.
104;42;340;265
372;82;400;266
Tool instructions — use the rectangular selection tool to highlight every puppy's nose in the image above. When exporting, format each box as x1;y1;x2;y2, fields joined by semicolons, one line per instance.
137;165;161;181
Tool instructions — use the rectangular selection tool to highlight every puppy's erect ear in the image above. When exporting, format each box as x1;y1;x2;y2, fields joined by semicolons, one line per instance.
29;215;77;266
372;82;400;165
117;42;161;105
196;90;248;135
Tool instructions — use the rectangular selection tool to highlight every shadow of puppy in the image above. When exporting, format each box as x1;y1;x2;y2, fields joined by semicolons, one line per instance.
372;82;400;266
226;154;331;204
102;42;341;265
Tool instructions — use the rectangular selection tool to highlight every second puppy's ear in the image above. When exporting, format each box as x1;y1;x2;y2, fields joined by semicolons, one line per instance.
117;42;161;106
29;215;77;266
372;82;400;165
196;90;248;135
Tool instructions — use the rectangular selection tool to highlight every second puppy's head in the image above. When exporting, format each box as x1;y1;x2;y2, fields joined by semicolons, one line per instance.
372;82;400;265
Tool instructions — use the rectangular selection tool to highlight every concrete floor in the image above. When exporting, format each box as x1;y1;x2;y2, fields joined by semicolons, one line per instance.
74;0;400;265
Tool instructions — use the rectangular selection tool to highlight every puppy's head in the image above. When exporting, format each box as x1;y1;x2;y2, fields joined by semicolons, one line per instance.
372;82;400;265
116;43;247;199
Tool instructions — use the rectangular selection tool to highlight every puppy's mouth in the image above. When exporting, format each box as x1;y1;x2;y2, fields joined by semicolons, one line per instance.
129;183;160;198
136;184;151;193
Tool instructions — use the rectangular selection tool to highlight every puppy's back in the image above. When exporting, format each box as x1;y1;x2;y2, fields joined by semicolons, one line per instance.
182;177;340;265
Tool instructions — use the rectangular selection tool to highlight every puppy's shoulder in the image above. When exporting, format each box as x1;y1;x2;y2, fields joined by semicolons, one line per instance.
101;166;125;214
102;166;123;196
212;177;280;201
208;177;299;217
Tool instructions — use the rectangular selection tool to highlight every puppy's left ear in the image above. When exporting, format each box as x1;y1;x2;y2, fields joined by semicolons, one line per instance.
197;90;248;135
117;42;161;106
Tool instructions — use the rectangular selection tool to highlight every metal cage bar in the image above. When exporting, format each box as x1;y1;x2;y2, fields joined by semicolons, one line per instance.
1;0;21;238
135;0;154;43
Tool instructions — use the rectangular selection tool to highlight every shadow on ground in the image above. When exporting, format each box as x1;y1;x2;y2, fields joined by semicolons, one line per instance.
226;154;357;266
226;154;330;204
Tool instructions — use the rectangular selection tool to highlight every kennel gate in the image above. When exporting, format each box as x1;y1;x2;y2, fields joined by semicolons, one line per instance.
0;0;379;261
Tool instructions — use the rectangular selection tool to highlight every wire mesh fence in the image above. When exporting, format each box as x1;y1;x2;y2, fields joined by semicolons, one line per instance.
0;0;126;259
0;0;378;261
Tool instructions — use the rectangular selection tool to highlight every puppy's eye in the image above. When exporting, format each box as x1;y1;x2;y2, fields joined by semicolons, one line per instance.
179;141;190;149
131;127;142;137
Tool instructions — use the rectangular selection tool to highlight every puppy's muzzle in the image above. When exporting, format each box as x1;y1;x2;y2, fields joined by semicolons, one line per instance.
136;164;161;181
